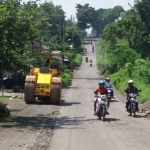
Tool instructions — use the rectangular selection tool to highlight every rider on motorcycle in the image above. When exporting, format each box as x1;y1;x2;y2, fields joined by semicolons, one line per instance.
85;57;88;62
94;80;109;115
124;80;139;111
90;59;93;66
92;45;94;51
105;77;114;98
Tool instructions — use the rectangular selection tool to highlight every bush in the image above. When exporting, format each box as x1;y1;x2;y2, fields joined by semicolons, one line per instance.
62;70;72;87
78;45;85;53
72;53;82;67
64;69;72;76
96;40;150;104
110;68;150;104
0;102;10;119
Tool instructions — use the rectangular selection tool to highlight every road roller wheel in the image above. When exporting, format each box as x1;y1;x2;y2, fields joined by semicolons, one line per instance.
50;84;61;105
24;82;35;103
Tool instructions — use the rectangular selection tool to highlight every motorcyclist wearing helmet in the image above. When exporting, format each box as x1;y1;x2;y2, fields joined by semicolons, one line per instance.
85;57;88;62
105;77;114;98
92;45;94;52
94;80;109;115
124;80;139;111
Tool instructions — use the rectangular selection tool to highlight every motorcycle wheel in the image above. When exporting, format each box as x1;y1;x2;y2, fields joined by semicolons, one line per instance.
98;114;102;120
133;106;136;117
101;109;106;122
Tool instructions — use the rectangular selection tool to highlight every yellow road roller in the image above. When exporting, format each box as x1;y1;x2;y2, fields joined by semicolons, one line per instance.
24;51;62;105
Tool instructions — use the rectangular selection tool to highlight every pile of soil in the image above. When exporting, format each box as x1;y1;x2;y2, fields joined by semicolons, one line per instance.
139;100;150;111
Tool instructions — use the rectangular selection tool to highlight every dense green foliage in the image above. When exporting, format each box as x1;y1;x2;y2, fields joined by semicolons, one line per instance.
97;41;150;104
72;54;82;67
0;0;86;89
62;69;72;87
76;4;125;36
94;1;150;104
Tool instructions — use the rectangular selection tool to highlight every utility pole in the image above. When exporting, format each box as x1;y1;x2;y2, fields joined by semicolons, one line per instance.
62;21;67;64
60;21;61;40
70;15;72;22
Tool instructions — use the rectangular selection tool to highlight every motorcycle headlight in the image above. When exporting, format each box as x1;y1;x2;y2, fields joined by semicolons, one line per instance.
131;98;136;101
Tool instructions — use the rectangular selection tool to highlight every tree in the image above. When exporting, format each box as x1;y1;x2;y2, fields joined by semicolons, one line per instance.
102;8;149;58
76;4;95;30
76;4;125;36
135;0;150;33
0;0;48;85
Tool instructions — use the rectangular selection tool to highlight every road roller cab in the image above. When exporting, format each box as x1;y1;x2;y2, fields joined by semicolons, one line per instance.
24;51;62;105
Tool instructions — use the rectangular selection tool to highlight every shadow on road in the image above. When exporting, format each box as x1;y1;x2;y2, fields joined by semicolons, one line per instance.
104;118;120;122
131;114;146;119
111;99;120;102
54;116;95;130
0;115;56;130
61;100;81;106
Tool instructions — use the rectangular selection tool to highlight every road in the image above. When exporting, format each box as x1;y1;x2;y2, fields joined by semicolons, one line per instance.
0;41;150;150
49;42;150;150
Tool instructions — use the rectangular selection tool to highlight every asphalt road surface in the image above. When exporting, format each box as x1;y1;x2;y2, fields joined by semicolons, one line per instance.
49;42;150;150
0;41;150;150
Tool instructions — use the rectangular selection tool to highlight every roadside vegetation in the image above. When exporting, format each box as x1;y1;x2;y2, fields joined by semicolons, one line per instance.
72;53;82;67
62;69;72;87
0;0;87;116
0;0;86;91
95;0;150;104
0;96;11;119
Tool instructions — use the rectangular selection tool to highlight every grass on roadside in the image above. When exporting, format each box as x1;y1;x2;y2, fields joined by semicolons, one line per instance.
96;41;150;104
110;69;150;104
0;96;11;120
72;53;82;67
0;96;11;104
96;41;109;72
62;69;72;87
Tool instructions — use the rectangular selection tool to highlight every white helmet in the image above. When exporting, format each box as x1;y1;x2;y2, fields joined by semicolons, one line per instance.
128;80;134;84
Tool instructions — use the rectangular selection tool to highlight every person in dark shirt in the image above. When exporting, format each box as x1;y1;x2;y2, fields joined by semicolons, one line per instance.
124;80;139;111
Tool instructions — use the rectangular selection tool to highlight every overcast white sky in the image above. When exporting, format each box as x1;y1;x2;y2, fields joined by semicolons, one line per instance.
24;0;135;19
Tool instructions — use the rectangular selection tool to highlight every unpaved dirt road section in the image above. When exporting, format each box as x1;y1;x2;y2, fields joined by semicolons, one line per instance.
0;98;61;150
49;41;150;150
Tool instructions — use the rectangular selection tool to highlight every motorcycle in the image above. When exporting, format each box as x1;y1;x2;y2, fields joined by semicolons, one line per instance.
105;85;113;102
90;60;92;67
85;57;88;63
94;93;108;121
92;47;94;52
127;93;138;117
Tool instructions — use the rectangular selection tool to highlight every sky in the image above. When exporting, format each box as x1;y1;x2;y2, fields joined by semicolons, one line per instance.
23;0;135;33
52;0;135;19
24;0;135;19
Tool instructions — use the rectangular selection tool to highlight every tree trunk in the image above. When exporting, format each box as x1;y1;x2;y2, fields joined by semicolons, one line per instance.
0;64;4;96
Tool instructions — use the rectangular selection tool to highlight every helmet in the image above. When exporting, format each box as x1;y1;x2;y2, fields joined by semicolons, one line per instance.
105;77;110;81
128;80;134;84
98;80;105;85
